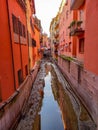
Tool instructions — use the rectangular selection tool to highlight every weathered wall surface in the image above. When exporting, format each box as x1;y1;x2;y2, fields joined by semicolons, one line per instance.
58;57;98;127
0;64;40;130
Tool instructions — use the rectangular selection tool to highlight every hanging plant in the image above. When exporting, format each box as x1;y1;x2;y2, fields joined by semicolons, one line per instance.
77;21;83;26
70;20;76;26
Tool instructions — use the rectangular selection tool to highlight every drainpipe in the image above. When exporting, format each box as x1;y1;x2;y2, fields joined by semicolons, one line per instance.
25;0;31;74
18;19;23;81
6;0;16;90
26;13;30;73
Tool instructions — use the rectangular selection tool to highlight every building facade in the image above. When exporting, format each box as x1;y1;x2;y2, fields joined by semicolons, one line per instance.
50;13;60;59
58;0;98;127
26;0;36;70
0;0;29;100
0;0;42;129
0;0;41;103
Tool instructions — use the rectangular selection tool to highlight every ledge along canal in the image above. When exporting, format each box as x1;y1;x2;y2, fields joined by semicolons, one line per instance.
16;59;96;130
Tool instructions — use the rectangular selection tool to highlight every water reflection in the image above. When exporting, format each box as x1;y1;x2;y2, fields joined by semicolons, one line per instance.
51;66;78;130
40;71;64;130
32;64;64;130
32;63;78;130
32;114;41;130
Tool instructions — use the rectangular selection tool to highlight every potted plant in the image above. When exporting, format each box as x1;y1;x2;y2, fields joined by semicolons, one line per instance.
71;20;76;27
77;21;83;28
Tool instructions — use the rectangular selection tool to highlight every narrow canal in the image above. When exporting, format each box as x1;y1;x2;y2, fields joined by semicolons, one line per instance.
37;71;64;130
16;59;96;130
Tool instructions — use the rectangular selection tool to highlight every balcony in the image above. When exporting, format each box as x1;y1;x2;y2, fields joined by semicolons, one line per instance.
17;0;26;12
68;20;85;36
70;28;84;36
70;0;85;10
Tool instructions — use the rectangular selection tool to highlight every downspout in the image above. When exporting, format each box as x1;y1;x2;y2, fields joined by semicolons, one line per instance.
6;0;16;90
25;0;32;73
25;0;30;74
18;19;23;81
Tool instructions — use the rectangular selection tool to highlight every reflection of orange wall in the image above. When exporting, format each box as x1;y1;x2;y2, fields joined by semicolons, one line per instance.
34;26;41;61
84;1;98;75
0;1;15;100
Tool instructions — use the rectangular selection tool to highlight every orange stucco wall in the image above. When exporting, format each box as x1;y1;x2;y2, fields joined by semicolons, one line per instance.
0;0;29;100
84;1;98;75
34;26;41;62
0;0;15;100
8;0;28;88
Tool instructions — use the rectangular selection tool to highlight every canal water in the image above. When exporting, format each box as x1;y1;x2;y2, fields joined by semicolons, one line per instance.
16;60;96;130
39;71;64;130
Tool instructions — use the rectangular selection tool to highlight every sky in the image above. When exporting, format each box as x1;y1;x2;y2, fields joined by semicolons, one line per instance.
35;0;61;36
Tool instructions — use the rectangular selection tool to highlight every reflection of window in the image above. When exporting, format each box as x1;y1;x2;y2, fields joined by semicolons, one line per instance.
79;38;84;53
18;69;23;85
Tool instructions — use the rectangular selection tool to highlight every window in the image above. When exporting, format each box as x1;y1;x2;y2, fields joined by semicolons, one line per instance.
18;21;22;36
69;42;71;52
23;24;26;38
18;69;23;85
32;38;36;47
79;10;83;21
25;65;28;76
12;14;19;34
79;38;84;53
12;14;26;38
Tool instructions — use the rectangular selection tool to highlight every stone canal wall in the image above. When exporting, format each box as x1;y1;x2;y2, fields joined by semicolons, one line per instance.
0;63;40;130
58;57;98;128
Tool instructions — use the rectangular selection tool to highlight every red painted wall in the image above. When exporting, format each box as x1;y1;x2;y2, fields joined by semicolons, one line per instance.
8;0;28;88
84;1;98;75
0;0;15;100
59;0;78;58
0;0;29;100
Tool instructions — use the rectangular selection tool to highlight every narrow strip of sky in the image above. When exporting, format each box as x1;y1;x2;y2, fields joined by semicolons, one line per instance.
35;0;61;36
